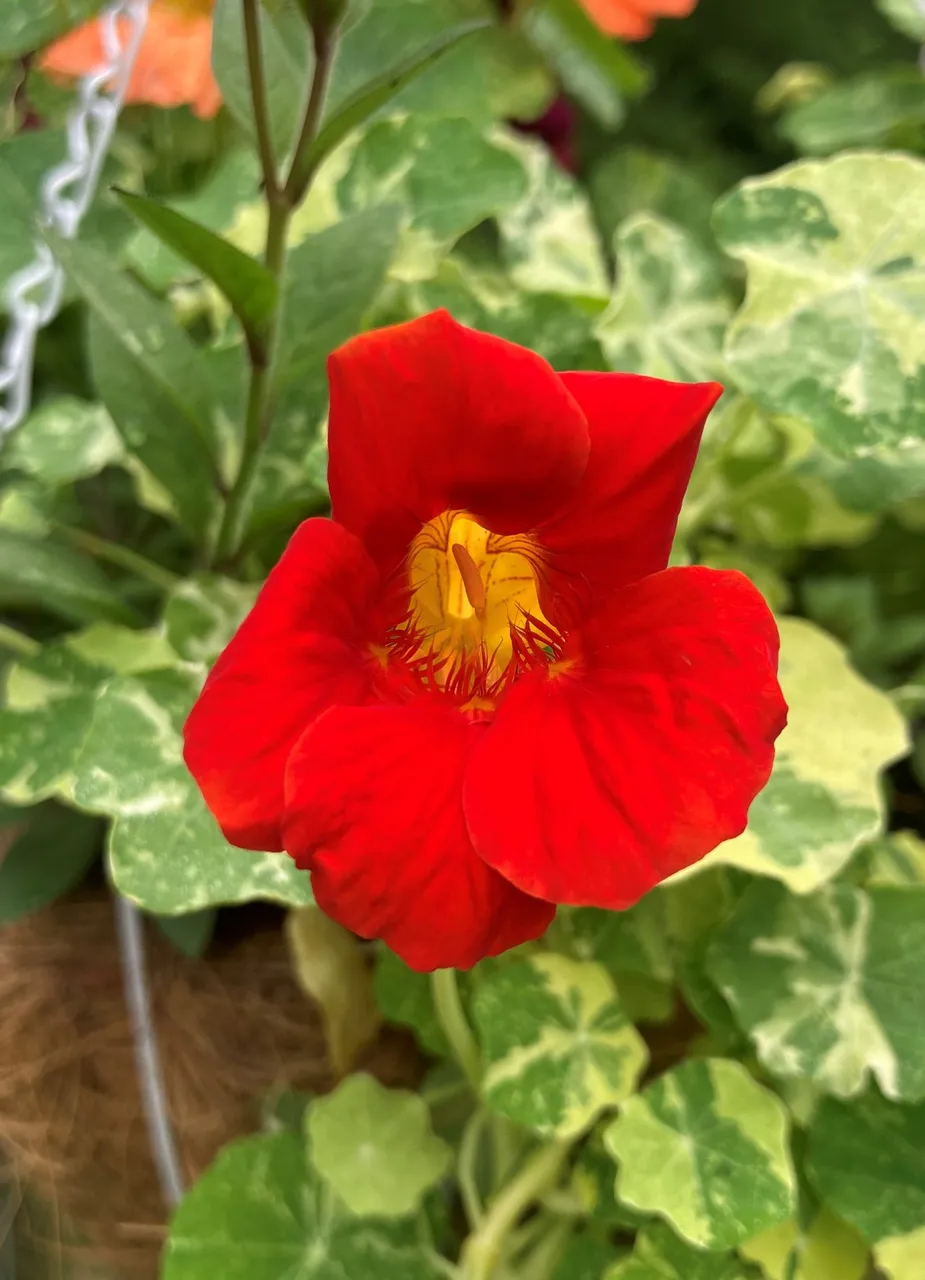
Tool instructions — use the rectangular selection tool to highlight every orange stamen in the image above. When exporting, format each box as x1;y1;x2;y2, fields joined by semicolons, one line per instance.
451;543;487;620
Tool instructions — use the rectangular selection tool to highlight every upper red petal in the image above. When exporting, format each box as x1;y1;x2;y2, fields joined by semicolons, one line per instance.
536;373;722;623
464;568;786;910
283;699;555;972
327;310;590;577
183;519;378;852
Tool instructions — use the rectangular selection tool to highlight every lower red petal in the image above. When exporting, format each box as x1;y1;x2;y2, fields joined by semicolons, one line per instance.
183;520;378;851
465;568;786;909
283;701;555;972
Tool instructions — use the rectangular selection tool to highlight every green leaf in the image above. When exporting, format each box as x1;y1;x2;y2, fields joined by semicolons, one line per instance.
605;1058;796;1250
163;1131;447;1280
2;397;124;486
684;618;909;892
307;1074;451;1216
808;1090;925;1243
302;16;490;177
596;214;731;382
556;895;673;986
373;947;449;1057
0;802;101;923
493;132;609;301
863;831;925;887
876;0;925;40
552;1233;625;1279
0;628;176;805
521;0;647;128
709;880;925;1101
606;1222;750;1280
163;575;257;667
45;233;220;536
0;530;134;626
66;669;313;915
212;0;309;156
154;909;217;958
331;115;528;283
589;148;718;255
115;190;279;349
740;1209;868;1280
252;205;402;515
0;0;107;57
780;72;925;156
472;953;648;1137
715;153;925;460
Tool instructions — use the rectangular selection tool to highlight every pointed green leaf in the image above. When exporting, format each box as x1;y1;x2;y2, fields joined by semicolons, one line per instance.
521;0;647;128
472;953;648;1137
163;1131;447;1280
154;908;217;958
606;1223;750;1280
45;232;221;536
0;529;134;626
300;17;490;180
685;618;909;892
605;1059;796;1250
115;190;278;348
709;880;925;1101
308;1074;451;1217
596;214;731;382
715;153;925;460
808;1090;925;1243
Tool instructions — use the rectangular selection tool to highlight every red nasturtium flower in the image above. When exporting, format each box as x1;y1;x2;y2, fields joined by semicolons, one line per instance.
41;0;220;120
184;311;786;973
580;0;698;40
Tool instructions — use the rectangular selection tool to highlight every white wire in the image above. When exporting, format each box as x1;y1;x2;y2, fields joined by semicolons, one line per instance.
0;0;151;435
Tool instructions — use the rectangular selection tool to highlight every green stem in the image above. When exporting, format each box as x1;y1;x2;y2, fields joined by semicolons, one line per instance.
61;527;179;591
212;12;336;567
0;623;40;657
458;1109;489;1229
459;1141;570;1280
431;968;482;1092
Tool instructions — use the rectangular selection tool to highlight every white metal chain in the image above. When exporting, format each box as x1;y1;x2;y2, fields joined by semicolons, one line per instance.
0;0;151;435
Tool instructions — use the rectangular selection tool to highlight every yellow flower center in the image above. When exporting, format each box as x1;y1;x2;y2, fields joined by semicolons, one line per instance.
404;511;552;692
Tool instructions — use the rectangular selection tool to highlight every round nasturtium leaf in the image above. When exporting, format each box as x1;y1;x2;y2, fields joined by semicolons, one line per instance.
715;152;925;461
162;1131;446;1280
604;1058;796;1251
471;953;648;1138
739;1209;869;1280
876;1226;925;1279
163;575;257;667
683;617;909;893
807;1091;925;1244
606;1222;750;1279
708;881;925;1101
307;1074;451;1217
596;213;731;383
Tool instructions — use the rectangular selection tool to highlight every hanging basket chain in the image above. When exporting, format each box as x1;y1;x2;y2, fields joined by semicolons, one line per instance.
0;0;151;435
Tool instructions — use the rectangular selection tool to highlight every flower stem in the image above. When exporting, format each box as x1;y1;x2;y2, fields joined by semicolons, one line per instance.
431;968;482;1092
213;8;337;567
459;1141;571;1280
0;623;40;657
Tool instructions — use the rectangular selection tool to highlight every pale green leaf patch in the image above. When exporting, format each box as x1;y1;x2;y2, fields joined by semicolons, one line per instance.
876;1226;925;1279
605;1058;796;1250
307;1074;451;1218
163;575;257;668
2;397;124;486
739;1209;868;1280
596;214;731;383
606;1222;751;1279
716;153;925;460
472;953;648;1138
684;617;909;892
709;881;925;1101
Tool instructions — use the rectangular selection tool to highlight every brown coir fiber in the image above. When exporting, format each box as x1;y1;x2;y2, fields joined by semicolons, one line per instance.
0;888;419;1278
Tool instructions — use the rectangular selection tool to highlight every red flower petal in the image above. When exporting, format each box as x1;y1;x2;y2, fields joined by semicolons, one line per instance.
327;310;590;577
284;700;556;972
465;568;786;910
537;373;722;622
183;519;378;852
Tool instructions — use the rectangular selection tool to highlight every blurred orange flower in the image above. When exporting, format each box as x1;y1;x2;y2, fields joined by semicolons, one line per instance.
41;0;220;119
579;0;698;40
